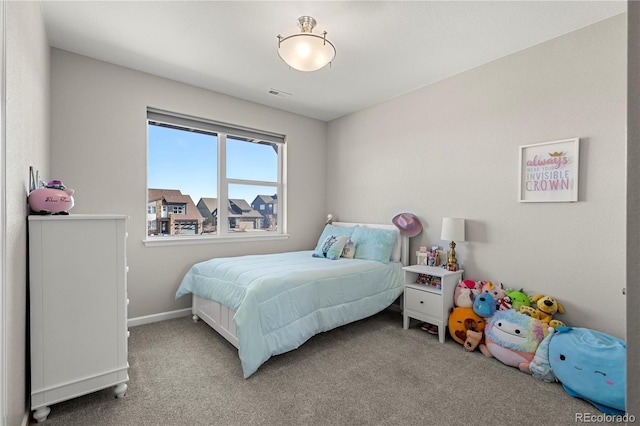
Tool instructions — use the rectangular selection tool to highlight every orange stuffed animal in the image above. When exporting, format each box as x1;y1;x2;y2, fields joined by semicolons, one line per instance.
448;307;487;345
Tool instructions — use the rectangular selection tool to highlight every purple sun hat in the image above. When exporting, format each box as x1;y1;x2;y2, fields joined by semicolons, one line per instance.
392;213;423;237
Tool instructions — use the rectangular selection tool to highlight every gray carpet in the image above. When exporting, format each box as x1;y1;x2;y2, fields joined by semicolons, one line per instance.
33;310;610;426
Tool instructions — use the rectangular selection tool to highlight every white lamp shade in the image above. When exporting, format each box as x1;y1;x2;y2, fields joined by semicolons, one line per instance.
441;217;465;242
278;34;336;72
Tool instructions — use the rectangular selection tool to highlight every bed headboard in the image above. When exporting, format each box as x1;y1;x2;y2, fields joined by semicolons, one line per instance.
331;221;409;266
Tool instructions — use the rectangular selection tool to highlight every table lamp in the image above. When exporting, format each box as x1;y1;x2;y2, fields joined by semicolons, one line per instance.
441;217;465;271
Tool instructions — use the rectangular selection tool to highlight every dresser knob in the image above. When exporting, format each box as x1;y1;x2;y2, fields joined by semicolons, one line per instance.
420;301;424;304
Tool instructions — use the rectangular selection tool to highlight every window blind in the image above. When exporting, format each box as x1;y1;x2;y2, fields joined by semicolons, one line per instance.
147;108;285;145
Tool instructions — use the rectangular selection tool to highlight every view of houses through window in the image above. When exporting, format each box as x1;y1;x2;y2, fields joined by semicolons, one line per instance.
147;111;283;237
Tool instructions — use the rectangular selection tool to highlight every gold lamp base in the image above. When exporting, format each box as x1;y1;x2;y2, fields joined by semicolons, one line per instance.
447;240;458;271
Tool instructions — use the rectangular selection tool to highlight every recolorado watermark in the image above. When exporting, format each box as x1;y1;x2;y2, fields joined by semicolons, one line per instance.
575;413;635;423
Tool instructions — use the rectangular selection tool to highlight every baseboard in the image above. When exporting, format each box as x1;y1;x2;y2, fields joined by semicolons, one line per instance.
127;308;191;327
22;409;30;426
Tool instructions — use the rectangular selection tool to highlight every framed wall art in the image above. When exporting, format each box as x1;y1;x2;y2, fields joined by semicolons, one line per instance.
519;138;580;203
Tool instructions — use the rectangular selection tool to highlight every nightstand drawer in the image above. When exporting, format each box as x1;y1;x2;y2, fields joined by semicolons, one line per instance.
405;287;441;315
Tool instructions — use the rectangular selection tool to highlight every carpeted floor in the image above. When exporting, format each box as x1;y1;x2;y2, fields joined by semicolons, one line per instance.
31;310;611;426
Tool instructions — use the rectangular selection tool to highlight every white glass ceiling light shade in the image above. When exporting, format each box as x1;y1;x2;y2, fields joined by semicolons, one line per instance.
277;16;336;72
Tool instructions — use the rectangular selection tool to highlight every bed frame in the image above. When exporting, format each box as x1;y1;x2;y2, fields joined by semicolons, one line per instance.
191;221;409;350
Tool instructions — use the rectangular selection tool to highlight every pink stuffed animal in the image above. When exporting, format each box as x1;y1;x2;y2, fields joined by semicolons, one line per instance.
481;281;505;301
481;281;506;311
454;279;482;308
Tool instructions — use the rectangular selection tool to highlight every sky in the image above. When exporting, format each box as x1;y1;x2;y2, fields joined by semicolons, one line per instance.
148;124;277;205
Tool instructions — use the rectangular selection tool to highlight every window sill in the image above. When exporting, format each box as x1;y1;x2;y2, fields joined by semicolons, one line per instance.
143;233;290;247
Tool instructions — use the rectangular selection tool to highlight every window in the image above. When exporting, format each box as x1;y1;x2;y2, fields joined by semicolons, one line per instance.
171;205;185;215
147;109;284;240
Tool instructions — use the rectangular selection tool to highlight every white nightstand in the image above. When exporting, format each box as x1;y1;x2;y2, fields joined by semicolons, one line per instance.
402;265;463;343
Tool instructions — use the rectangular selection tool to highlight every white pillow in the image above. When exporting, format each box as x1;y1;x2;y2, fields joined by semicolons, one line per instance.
341;239;357;259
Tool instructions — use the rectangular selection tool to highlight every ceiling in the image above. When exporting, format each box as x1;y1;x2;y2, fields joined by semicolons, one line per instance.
40;1;627;122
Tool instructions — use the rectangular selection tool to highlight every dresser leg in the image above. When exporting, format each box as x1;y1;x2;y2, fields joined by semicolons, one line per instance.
438;325;446;343
33;407;51;423
114;383;128;399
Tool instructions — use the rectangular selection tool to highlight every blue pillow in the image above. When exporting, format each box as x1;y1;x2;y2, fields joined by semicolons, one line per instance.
351;227;398;263
313;224;356;252
313;235;349;260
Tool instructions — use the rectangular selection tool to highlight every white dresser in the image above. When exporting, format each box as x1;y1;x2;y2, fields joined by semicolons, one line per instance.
28;215;129;422
402;265;463;343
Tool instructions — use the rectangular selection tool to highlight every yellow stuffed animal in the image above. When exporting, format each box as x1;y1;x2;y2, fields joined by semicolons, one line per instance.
519;305;541;319
541;318;567;337
529;294;564;324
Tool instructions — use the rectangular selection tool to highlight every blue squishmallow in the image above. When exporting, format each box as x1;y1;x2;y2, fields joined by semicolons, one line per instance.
473;292;496;318
549;327;626;415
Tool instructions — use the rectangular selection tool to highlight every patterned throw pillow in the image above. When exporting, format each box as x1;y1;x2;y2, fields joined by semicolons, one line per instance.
313;224;356;253
312;235;350;260
341;239;357;259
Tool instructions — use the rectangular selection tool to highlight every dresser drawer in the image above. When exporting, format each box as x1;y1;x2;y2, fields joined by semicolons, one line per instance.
405;287;441;316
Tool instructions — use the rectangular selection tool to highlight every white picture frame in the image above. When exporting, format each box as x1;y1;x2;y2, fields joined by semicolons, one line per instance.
519;138;580;203
416;252;428;266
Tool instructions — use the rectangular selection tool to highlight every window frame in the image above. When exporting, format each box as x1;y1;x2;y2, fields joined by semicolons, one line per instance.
144;109;287;246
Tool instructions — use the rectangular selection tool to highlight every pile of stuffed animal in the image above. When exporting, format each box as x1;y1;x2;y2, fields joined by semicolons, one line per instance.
447;280;626;416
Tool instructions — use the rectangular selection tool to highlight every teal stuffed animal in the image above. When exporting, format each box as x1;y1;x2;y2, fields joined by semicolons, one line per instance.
548;327;626;415
530;328;557;383
473;292;496;318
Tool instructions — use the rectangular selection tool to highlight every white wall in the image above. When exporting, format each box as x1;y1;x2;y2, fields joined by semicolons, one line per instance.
50;50;327;319
50;16;628;338
627;3;639;417
327;15;627;338
5;1;50;424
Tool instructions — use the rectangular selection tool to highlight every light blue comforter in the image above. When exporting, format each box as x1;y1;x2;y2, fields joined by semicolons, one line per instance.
175;250;403;378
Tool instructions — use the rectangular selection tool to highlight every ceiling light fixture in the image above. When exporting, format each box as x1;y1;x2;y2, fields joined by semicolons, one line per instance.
277;16;336;72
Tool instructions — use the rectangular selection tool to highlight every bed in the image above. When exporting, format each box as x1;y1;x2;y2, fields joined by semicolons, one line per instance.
175;222;408;378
